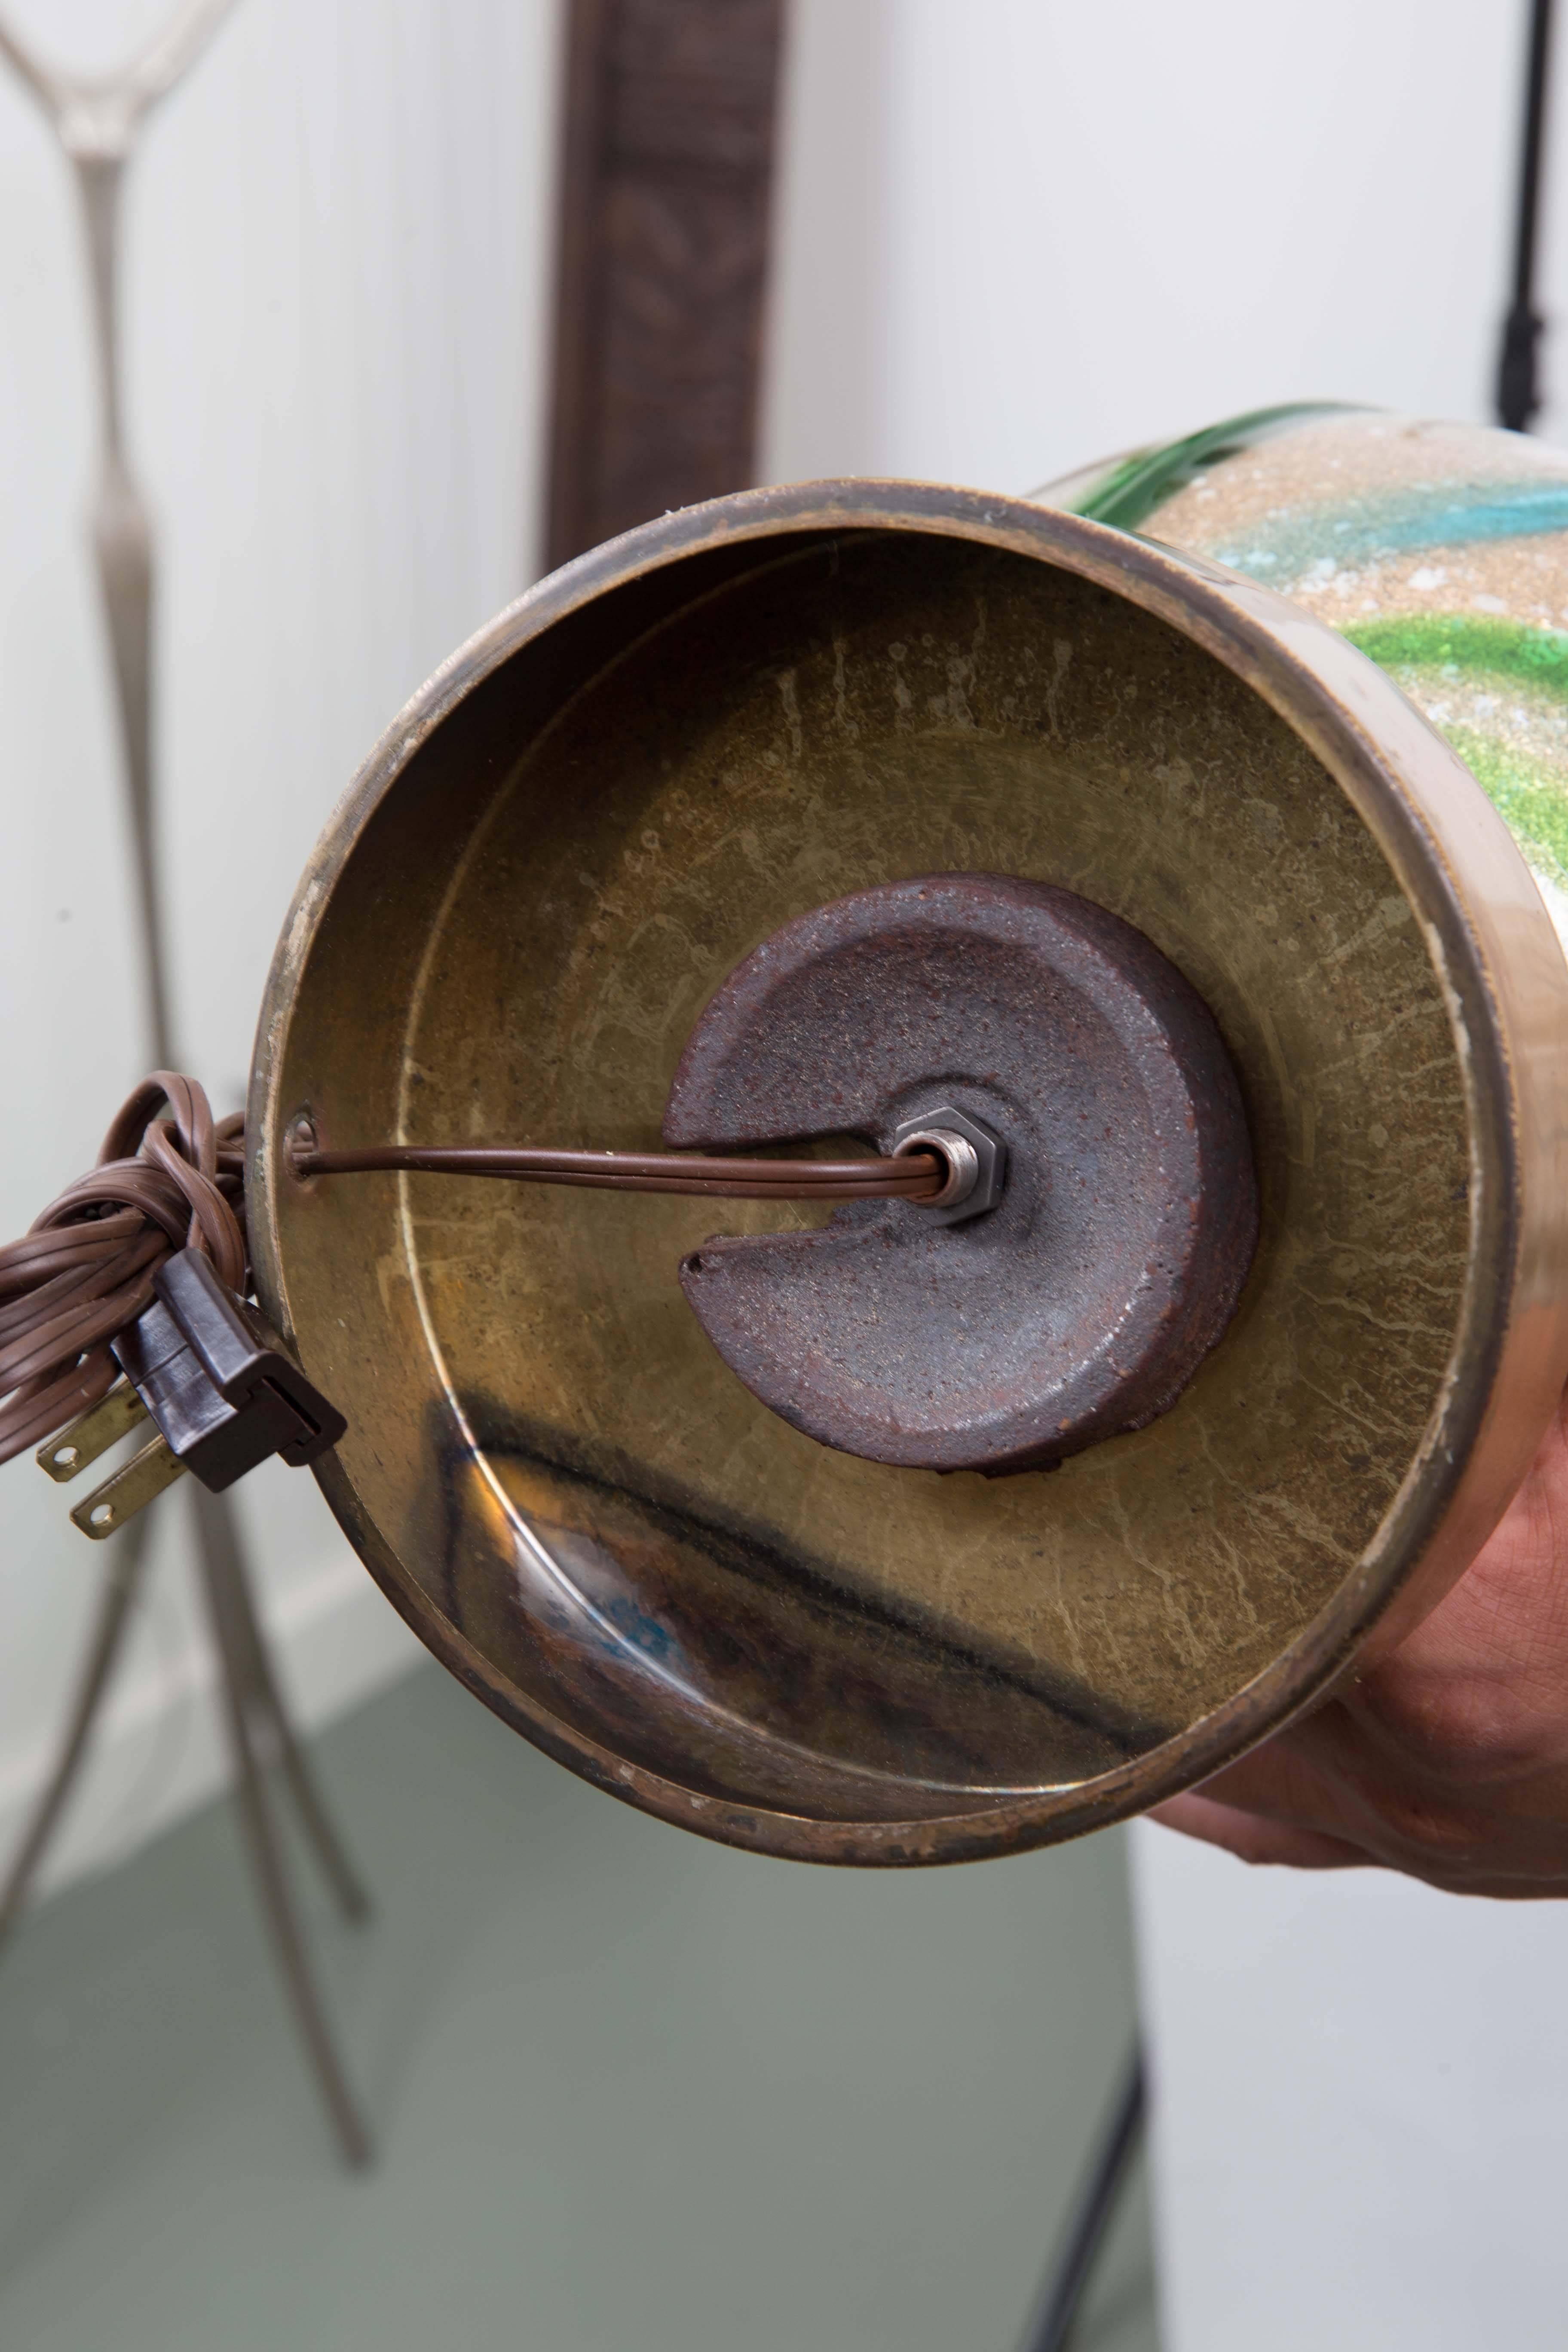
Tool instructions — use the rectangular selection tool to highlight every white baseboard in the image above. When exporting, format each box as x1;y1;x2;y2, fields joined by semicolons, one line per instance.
0;1534;426;1908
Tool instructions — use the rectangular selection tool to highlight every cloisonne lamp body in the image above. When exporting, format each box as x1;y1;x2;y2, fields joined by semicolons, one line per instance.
1045;405;1568;952
245;422;1568;1865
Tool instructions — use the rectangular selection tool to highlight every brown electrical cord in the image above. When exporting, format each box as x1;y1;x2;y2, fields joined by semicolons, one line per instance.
290;1139;945;1201
0;1075;248;1471
0;1075;943;1473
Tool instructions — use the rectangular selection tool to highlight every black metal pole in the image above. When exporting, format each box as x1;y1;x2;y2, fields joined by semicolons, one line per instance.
1018;2043;1146;2352
1498;0;1556;429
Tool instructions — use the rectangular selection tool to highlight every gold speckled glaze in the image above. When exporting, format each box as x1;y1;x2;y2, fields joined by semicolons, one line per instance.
248;481;1568;1863
1047;407;1568;950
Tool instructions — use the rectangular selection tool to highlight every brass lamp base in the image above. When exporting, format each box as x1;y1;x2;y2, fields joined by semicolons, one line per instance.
248;479;1568;1865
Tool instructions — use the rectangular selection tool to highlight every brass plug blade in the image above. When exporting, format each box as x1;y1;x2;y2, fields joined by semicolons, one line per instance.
70;1433;188;1540
37;1379;150;1483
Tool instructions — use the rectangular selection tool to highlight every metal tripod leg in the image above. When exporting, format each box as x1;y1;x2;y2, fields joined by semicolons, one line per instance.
0;1513;153;1943
192;1481;371;2168
0;0;368;2174
1019;2042;1146;2352
206;1499;371;1924
0;1478;374;2168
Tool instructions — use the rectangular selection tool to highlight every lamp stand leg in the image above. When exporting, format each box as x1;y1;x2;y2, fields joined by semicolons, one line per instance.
0;1483;374;2169
192;1481;371;2168
1019;2042;1146;2352
0;1514;153;1942
203;1497;371;1923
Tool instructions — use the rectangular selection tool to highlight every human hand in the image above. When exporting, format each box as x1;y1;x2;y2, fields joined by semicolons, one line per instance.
1152;1387;1568;1896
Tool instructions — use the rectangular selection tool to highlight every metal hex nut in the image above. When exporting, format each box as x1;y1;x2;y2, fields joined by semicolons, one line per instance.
892;1105;1006;1224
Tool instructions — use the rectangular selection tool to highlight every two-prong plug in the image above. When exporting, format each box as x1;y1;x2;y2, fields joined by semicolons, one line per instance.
39;1250;346;1540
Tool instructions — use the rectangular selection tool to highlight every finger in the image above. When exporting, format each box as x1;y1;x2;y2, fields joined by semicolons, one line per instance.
1183;1729;1362;1833
1188;1724;1436;1862
1185;1720;1556;1889
1148;1792;1369;1869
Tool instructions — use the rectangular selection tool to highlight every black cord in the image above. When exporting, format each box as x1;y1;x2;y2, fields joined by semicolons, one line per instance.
1498;0;1556;430
1018;2043;1146;2352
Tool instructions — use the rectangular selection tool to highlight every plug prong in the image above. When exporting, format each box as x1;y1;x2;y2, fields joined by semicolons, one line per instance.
69;1433;187;1540
37;1379;150;1483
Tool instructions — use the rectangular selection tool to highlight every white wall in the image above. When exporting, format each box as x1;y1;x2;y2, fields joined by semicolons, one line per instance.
763;4;1568;2346
0;0;563;1893
765;0;1549;487
1131;1821;1568;2351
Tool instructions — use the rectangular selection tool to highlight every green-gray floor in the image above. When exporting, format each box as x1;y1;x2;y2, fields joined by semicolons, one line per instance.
0;1660;1157;2351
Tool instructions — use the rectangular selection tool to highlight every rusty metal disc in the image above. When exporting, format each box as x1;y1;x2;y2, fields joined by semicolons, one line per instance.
247;481;1568;1865
665;871;1258;1474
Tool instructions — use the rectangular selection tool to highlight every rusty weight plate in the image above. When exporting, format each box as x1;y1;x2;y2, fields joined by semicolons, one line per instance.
665;872;1258;1473
247;481;1568;1865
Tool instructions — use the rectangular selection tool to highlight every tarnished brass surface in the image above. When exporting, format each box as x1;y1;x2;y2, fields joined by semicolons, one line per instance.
248;483;1568;1864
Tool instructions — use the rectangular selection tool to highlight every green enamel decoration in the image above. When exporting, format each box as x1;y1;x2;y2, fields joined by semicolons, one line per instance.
1072;401;1368;535
1344;613;1568;697
1344;615;1568;892
1043;406;1568;935
1439;730;1568;892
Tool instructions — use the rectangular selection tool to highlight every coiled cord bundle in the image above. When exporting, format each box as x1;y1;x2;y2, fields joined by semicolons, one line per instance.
0;1077;941;1470
0;1075;245;1468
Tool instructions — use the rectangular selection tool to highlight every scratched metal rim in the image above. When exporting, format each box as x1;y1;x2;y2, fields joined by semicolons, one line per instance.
248;480;1568;1866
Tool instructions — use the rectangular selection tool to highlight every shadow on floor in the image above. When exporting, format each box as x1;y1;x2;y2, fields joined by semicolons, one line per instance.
0;1660;1158;2352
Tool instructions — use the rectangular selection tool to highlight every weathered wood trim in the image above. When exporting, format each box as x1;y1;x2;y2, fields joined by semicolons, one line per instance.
545;0;786;570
